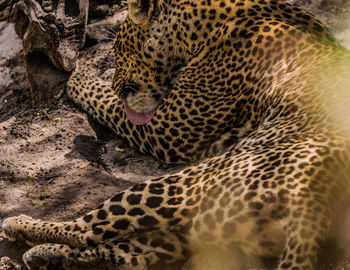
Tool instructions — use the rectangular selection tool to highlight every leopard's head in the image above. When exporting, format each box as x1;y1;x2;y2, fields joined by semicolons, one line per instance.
112;0;186;125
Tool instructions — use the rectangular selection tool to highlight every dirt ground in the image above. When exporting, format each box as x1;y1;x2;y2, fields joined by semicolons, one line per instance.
0;1;350;270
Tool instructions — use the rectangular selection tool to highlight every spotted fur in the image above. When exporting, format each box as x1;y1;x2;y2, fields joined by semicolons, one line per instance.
3;0;350;269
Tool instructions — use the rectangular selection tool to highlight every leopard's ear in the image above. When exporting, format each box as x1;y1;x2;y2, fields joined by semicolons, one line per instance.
128;0;158;24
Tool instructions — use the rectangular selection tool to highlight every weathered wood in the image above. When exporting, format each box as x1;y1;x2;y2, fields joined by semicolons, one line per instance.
9;0;89;108
25;51;70;108
0;0;16;20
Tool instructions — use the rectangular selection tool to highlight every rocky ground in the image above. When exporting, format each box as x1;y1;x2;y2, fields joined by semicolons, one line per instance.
0;1;350;269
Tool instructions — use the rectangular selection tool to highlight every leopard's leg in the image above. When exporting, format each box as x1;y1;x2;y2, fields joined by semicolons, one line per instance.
275;154;347;270
22;231;186;270
2;214;85;248
278;200;333;270
3;170;194;249
66;73;118;128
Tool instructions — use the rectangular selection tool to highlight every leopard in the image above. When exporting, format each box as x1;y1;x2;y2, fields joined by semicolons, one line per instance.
3;0;350;269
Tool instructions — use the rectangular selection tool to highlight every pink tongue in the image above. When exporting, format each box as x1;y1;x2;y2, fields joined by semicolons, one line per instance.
123;100;158;126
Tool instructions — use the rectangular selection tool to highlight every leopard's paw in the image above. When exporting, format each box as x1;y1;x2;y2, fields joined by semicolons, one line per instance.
2;215;39;245
23;244;69;270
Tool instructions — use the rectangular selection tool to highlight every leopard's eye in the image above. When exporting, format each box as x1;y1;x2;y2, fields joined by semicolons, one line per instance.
118;81;140;99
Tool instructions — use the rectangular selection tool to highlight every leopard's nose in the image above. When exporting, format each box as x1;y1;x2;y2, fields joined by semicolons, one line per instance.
118;81;140;99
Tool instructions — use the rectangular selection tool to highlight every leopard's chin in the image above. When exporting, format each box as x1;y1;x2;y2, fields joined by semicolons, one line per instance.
123;100;159;126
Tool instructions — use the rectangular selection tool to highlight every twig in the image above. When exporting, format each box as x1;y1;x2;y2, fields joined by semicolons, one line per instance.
42;109;53;121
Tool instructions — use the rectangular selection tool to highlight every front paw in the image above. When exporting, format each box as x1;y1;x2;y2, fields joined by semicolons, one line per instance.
2;215;38;245
23;244;67;270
